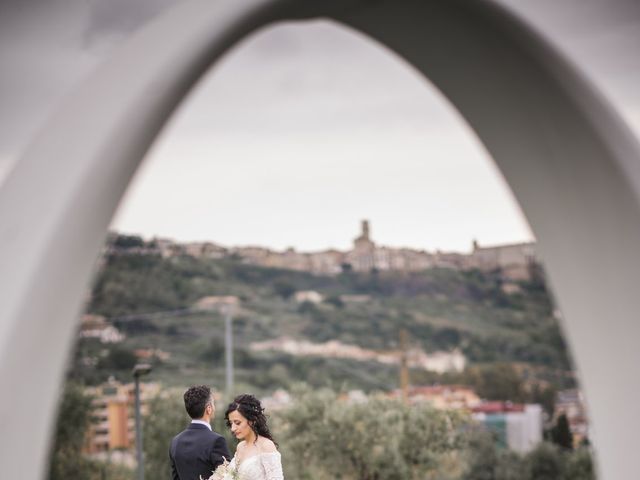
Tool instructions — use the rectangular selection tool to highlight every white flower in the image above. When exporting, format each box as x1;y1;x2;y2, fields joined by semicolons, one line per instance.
200;458;239;480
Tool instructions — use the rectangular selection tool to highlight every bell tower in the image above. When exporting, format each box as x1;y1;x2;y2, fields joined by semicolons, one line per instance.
361;220;370;241
350;219;376;271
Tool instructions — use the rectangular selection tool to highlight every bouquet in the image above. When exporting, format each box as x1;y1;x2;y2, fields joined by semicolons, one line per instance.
201;458;239;480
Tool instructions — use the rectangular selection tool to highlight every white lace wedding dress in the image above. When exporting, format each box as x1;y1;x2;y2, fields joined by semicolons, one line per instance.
228;452;284;480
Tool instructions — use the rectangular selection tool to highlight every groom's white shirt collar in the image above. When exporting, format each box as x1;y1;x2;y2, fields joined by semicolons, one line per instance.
191;419;212;430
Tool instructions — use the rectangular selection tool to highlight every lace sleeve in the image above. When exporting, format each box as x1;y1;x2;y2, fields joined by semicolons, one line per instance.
260;452;283;480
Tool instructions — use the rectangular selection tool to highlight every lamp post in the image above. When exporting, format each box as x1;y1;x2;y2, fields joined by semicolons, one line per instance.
132;363;152;480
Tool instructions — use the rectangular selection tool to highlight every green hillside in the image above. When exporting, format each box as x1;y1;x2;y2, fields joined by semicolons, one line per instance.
71;248;573;402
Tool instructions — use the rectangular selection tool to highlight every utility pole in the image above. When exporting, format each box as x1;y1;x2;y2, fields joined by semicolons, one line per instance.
223;303;234;398
399;329;410;405
194;296;239;399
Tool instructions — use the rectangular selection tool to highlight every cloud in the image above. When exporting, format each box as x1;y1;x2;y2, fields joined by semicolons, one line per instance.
1;0;638;250
162;20;460;140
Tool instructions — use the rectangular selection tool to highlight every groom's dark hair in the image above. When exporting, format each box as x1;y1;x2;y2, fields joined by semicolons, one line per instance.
184;385;212;419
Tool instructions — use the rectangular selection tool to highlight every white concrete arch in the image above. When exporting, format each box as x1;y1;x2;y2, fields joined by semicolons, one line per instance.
1;0;639;478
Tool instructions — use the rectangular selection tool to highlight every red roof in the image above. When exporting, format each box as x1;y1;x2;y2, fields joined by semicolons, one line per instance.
472;401;525;413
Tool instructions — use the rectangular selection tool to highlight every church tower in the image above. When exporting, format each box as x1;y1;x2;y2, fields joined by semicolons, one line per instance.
350;219;376;271
355;220;371;244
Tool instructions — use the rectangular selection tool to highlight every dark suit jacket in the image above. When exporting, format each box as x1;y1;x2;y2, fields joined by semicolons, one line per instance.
169;423;231;480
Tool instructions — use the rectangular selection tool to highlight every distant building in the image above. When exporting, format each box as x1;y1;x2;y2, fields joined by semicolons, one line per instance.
230;246;272;265
183;241;227;259
346;220;377;271
79;314;124;343
382;247;434;271
501;282;522;295
468;239;537;280
153;237;183;258
308;249;344;275
406;348;466;373
250;337;466;373
134;348;171;361
280;248;313;271
193;295;239;311
84;379;160;454
390;385;481;410
433;250;468;269
294;290;324;304
114;220;540;280
339;294;371;304
343;220;438;273
472;402;543;453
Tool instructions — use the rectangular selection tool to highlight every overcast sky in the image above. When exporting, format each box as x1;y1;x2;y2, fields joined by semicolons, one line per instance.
2;0;640;252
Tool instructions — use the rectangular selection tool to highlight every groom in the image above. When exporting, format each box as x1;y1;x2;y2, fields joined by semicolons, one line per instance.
170;385;231;480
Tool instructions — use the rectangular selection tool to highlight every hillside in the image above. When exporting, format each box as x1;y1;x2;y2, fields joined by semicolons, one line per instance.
71;250;573;401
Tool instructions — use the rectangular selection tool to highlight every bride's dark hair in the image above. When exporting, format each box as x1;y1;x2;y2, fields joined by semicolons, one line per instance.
225;394;277;446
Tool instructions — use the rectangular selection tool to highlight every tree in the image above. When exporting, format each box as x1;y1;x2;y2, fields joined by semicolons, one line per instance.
273;386;468;480
565;447;595;480
529;383;556;417
112;234;145;249
340;262;353;273
48;383;94;480
144;392;190;480
200;336;225;363
462;431;526;480
433;327;462;349
494;449;528;480
471;363;525;402
297;300;318;314
324;295;344;308
551;413;573;450
97;345;138;371
461;431;499;480
273;280;295;299
525;442;565;480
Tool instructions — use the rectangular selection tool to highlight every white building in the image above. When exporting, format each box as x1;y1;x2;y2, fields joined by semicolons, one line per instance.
473;402;543;453
294;290;324;304
79;314;124;343
407;348;467;373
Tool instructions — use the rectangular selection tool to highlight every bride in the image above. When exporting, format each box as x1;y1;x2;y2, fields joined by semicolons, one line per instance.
224;394;284;480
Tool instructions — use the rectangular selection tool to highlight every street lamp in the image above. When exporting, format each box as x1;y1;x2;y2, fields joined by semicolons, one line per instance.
132;363;152;480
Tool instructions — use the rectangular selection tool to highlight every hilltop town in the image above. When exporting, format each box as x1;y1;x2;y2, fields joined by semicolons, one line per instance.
66;222;591;476
108;220;537;281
